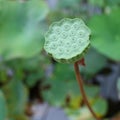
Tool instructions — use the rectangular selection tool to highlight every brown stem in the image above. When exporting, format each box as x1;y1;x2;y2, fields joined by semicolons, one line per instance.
74;62;101;120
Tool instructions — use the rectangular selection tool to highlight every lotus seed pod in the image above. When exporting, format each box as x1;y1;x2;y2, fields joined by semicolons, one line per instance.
44;18;91;63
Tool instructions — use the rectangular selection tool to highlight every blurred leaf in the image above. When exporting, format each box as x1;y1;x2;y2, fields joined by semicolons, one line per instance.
25;70;44;87
2;79;28;118
10;114;28;120
65;107;94;120
43;79;100;107
69;85;100;109
0;90;7;120
88;0;104;7
106;0;120;5
93;97;107;117
42;64;80;106
69;96;82;109
88;8;120;61
43;62;100;106
42;79;71;106
21;55;50;87
0;0;49;60
66;97;107;120
58;0;81;8
84;85;100;101
47;11;70;23
0;68;8;83
4;54;51;87
42;79;80;106
53;64;75;81
22;54;50;71
81;48;107;79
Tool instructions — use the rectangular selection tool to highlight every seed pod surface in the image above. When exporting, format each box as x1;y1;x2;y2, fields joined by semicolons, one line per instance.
44;18;91;63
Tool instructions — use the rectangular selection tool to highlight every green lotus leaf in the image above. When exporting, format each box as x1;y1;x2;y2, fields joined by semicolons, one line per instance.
81;48;107;79
58;0;81;8
88;0;104;7
0;90;7;120
92;98;107;117
88;8;120;61
0;0;49;60
2;79;28;118
66;97;107;120
44;18;91;63
106;0;120;5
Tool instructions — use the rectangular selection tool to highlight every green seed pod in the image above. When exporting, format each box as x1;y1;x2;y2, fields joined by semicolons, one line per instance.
44;18;91;63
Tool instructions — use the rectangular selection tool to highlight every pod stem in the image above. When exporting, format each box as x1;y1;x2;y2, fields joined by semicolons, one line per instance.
74;61;101;120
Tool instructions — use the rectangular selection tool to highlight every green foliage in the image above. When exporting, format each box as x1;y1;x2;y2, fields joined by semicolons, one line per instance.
42;64;79;106
0;65;9;84
58;0;81;8
0;0;49;60
42;62;101;107
65;97;107;120
42;62;100;106
23;55;50;87
106;0;120;6
10;114;28;120
43;76;100;107
44;18;91;63
81;48;107;79
93;97;107;117
84;85;100;101
52;63;75;81
0;90;7;120
88;8;120;61
2;79;28;119
88;0;104;7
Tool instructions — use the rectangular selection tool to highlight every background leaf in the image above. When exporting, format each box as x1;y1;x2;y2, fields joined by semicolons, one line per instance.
0;90;7;120
88;8;120;61
2;79;28;119
81;48;107;79
0;0;49;60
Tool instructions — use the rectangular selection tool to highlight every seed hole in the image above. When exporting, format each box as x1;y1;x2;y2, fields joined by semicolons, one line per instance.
73;24;79;30
71;32;74;35
72;38;76;41
63;24;70;31
67;42;70;45
56;29;61;34
53;36;57;40
66;49;69;52
61;33;67;39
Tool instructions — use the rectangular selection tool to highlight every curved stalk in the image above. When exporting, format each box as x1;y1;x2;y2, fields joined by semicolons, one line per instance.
74;61;101;120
